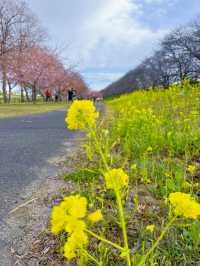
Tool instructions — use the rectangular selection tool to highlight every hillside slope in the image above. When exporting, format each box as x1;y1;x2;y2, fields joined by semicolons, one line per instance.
101;69;139;97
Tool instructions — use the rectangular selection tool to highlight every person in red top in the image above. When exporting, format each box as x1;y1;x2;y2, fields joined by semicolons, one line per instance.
45;89;51;102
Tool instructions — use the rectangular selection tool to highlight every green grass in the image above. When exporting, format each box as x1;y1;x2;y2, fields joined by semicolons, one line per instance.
0;102;67;118
63;169;100;183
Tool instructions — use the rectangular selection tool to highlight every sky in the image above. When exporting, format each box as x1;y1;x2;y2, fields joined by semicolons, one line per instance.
26;0;200;91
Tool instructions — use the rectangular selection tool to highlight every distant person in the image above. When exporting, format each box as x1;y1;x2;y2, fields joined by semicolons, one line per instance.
72;89;77;100
45;89;51;102
55;91;59;102
68;88;74;102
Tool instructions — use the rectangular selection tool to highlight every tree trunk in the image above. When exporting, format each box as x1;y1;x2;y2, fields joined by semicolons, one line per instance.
24;87;30;102
2;71;7;103
32;85;37;102
21;87;25;103
8;81;12;103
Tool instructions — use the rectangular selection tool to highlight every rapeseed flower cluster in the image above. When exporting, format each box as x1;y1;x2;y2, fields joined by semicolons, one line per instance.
104;168;129;190
88;210;103;223
169;192;200;219
146;224;155;233
65;100;99;130
51;195;103;260
187;164;196;174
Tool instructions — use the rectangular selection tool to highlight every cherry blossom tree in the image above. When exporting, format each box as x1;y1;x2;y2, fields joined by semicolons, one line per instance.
9;46;88;102
0;0;46;103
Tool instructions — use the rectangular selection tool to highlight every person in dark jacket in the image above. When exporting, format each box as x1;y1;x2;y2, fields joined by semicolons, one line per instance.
68;88;74;102
72;89;77;100
55;91;59;102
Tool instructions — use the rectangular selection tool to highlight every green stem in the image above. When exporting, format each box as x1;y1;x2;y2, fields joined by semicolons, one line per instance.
82;248;100;265
91;129;110;171
138;216;176;266
90;128;132;266
86;229;124;251
115;189;132;266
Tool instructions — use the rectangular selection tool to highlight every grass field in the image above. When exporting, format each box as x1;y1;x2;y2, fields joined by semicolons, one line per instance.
0;102;67;118
52;81;200;265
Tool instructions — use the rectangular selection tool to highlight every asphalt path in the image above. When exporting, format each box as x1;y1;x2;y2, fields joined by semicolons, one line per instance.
0;103;102;263
0;109;77;218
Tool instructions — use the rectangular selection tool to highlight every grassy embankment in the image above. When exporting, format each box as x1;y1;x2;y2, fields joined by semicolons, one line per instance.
0;102;67;118
51;81;200;265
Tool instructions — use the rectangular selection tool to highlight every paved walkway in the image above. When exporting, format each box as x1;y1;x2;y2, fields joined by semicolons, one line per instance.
0;110;78;253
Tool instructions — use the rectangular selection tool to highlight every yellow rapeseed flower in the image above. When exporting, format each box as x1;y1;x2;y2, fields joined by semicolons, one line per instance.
51;205;67;235
64;239;76;260
104;168;129;190
146;224;155;233
51;194;102;260
169;192;200;219
64;195;87;218
64;231;88;260
88;210;103;223
65;216;86;233
187;164;196;174
51;195;87;235
65;100;99;130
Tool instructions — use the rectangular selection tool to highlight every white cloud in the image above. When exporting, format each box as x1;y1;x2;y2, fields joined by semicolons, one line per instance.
85;71;124;83
142;0;177;5
65;0;167;70
143;0;163;3
27;0;170;89
84;71;124;90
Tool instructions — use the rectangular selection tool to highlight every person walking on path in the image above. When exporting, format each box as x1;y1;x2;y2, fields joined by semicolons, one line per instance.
68;88;74;103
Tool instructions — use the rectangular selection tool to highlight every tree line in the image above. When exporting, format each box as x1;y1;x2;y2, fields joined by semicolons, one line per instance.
0;0;88;103
102;16;200;97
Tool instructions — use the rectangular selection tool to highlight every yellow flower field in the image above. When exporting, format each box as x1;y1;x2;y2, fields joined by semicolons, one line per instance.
51;81;200;265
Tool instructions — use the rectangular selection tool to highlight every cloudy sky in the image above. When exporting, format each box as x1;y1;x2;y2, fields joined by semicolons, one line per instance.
26;0;200;90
